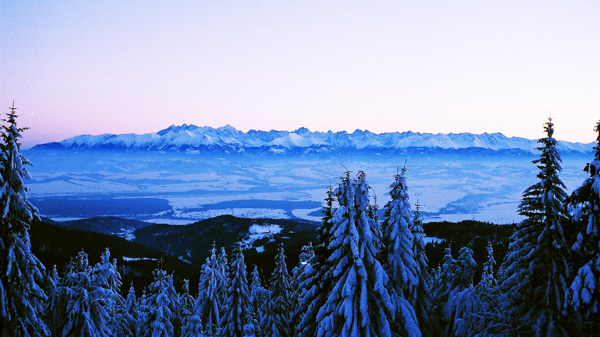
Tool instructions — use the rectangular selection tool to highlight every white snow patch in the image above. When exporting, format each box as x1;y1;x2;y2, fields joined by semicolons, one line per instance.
122;257;158;262
292;208;322;222
240;223;283;249
173;208;289;221
144;218;193;225
51;217;85;222
178;256;192;264
249;223;282;235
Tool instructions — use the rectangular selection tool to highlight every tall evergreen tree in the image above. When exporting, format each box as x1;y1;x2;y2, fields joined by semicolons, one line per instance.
291;245;313;307
136;289;149;336
93;248;122;295
218;246;230;308
124;282;138;336
249;265;268;337
431;246;455;334
291;242;314;290
316;171;394;337
181;279;205;337
565;120;600;335
181;313;205;337
48;250;111;337
381;169;420;337
480;242;497;290
262;245;293;337
0;103;49;336
409;201;432;334
500;118;571;336
294;186;335;337
196;243;225;334
444;246;477;337
369;193;383;250
456;241;516;337
180;279;195;320
48;265;60;291
450;247;477;294
41;264;59;303
139;267;180;337
93;249;128;336
221;242;253;337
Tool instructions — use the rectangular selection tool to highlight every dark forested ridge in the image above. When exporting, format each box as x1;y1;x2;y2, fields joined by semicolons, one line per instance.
52;215;319;279
58;216;153;238
32;215;512;294
30;218;199;291
132;215;318;267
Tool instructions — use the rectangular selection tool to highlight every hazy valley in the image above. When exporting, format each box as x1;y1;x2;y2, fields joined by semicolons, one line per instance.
25;124;593;225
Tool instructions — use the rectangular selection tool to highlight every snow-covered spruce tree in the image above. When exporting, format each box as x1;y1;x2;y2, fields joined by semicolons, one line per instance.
48;249;111;336
499;118;571;336
139;267;180;337
444;246;477;337
124;282;138;336
381;169;420;337
136;289;149;336
292;242;314;287
249;265;268;335
565;120;600;335
93;248;122;295
180;279;195;320
294;185;336;337
480;242;497;291
0;103;49;336
42;264;59;303
409;202;432;333
369;193;383;251
181;313;205;337
50;264;59;285
44;274;66;335
221;242;253;337
431;246;455;334
457;241;516;337
315;171;394;337
196;243;225;335
181;279;205;337
93;248;129;336
262;244;293;337
450;246;477;294
290;243;314;311
218;246;230;307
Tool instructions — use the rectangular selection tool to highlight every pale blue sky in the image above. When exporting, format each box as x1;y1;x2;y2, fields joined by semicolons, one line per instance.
1;1;599;147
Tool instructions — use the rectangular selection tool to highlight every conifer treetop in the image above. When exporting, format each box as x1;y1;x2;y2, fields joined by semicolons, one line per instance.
1;102;38;230
1;102;49;337
594;120;600;160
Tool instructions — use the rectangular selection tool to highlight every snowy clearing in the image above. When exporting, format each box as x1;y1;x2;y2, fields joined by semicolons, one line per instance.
240;224;283;249
122;257;158;262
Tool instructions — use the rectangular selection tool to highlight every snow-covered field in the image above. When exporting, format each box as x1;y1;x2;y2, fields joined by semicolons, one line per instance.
240;223;283;249
24;150;590;224
122;256;158;262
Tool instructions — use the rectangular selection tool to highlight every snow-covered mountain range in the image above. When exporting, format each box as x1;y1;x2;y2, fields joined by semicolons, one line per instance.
33;124;594;154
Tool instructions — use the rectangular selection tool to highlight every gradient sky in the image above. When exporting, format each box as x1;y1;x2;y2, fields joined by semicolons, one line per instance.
1;1;599;148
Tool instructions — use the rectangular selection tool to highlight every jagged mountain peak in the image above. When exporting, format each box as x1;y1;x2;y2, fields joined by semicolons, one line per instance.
157;124;198;135
31;125;594;154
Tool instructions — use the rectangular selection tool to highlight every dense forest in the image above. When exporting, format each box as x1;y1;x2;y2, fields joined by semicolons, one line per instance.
2;105;599;336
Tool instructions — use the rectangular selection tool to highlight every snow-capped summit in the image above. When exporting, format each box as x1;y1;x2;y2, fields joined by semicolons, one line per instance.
32;124;594;155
